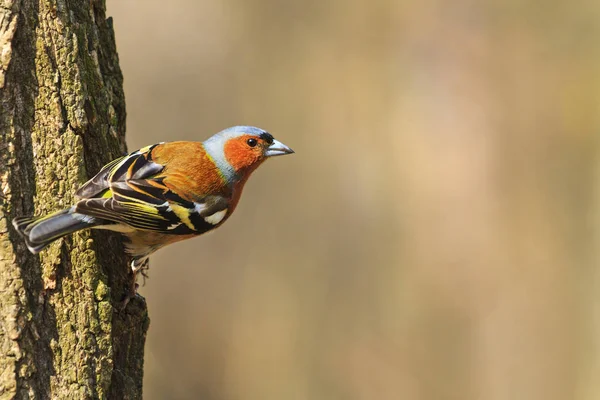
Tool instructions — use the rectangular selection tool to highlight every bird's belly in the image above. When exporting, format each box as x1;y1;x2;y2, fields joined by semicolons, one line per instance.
122;230;196;259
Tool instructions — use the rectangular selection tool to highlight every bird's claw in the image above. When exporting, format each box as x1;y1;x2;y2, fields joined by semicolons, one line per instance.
120;258;149;310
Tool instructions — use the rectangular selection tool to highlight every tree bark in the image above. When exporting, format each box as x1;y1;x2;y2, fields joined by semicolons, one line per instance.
0;0;148;398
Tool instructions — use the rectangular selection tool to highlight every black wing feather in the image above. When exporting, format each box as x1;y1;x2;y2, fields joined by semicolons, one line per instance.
75;156;125;198
75;144;164;199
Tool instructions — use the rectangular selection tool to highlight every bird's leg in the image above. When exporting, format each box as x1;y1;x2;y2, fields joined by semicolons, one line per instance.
120;257;149;310
138;261;150;286
130;257;150;293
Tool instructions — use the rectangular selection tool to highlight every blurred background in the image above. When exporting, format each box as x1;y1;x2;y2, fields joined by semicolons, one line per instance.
106;1;600;399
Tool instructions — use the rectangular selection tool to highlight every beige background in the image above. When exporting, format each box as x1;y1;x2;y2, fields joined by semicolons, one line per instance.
106;1;600;399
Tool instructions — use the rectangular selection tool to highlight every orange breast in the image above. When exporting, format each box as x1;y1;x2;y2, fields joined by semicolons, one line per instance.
150;142;230;201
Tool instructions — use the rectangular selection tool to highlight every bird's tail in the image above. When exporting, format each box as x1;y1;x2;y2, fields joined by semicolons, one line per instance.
12;207;99;254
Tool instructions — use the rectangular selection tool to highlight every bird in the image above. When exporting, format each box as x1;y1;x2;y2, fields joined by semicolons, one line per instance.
13;126;294;293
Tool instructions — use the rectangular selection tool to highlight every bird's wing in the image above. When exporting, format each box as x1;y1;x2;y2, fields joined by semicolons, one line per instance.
75;156;126;199
74;144;230;234
75;144;164;199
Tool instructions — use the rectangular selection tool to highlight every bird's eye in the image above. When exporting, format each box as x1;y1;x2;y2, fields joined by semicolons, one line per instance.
247;138;258;147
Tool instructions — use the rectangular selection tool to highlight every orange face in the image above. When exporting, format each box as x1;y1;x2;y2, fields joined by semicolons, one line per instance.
223;134;271;174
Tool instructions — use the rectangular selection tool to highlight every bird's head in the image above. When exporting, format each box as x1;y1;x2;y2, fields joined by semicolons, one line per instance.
203;126;294;181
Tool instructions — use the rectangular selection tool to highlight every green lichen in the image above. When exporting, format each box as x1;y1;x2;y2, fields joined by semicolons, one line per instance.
95;280;109;301
97;301;112;332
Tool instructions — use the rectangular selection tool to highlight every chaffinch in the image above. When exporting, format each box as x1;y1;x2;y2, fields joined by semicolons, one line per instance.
13;126;294;286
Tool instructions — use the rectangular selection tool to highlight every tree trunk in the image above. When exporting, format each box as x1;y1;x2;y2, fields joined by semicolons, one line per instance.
0;0;148;398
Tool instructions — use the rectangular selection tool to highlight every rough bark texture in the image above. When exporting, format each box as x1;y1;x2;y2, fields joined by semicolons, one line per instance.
0;0;148;398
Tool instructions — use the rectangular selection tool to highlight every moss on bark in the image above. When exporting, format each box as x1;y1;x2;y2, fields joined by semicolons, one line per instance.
0;0;148;398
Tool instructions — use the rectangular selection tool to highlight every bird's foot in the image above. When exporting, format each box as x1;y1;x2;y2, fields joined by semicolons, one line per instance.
119;258;148;310
139;265;150;286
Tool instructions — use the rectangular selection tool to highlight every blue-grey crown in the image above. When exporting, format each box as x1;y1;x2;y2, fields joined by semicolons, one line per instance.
219;126;266;136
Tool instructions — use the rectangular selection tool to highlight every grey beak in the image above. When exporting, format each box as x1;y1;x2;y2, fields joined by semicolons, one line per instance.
265;139;294;157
